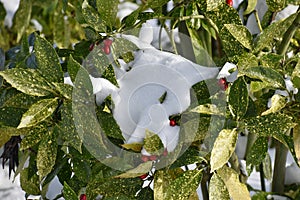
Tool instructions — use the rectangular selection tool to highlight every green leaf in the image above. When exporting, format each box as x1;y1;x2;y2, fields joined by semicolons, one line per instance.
12;0;32;43
20;168;40;195
266;0;286;12
190;104;224;116
255;14;296;52
96;0;118;28
137;187;154;200
292;58;300;88
242;66;285;89
0;68;53;96
223;24;253;50
0;2;6;22
67;55;81;83
59;101;82;153
180;117;210;143
206;0;223;11
206;4;242;32
237;53;258;71
220;25;249;57
0;107;26;127
37;130;57;179
72;157;91;183
246;137;268;166
20;124;48;150
244;0;257;15
245;113;295;137
114;161;152;178
4;93;43;109
34;34;63;83
165;170;203;200
210;129;238;172
262;153;272;180
209;173;230;200
72;67;110;159
262;94;287;115
143;0;169;8
83;45;110;75
97;110;124;140
63;182;78;200
111;37;138;59
18;98;58;128
121;143;143;152
217;165;251;200
228;77;249;119
87;174;140;199
82;0;106;32
260;53;283;70
52;82;73;100
144;129;164;155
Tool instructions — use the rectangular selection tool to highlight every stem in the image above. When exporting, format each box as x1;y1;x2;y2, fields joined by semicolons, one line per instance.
259;163;266;191
253;10;263;32
201;180;209;200
277;8;300;55
272;139;288;194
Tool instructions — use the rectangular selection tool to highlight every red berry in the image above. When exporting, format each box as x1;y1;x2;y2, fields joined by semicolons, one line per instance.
141;155;149;162
163;148;168;156
226;0;233;7
103;45;110;55
104;39;113;47
169;119;176;127
139;174;148;180
149;155;157;161
80;194;87;200
89;43;95;51
218;78;228;91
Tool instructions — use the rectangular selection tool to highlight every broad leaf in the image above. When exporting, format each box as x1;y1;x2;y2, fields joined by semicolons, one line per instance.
244;0;257;15
144;129;164;155
218;165;251;200
111;37;138;59
4;93;43;109
209;173;230;200
165;170;202;200
210;129;238;172
0;107;26;127
34;34;63;83
20;124;48;150
96;0;119;28
223;24;253;50
262;94;287;115
242;66;285;89
266;0;286;11
0;68;53;96
63;182;77;200
72;157;91;183
292;58;300;88
59;101;82;153
12;0;32;42
18;98;58;128
67;55;81;83
246;137;268;166
114;161;152;178
206;0;223;11
229;77;248;119
37;130;57;179
262;153;272;180
190;104;224;116
97;110;124;140
245;113;295;137
82;0;106;32
20;168;40;195
255;14;296;52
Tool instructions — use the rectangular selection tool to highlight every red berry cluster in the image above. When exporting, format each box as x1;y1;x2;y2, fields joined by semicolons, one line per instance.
88;39;113;55
226;0;233;7
80;194;87;200
218;78;228;91
139;173;148;180
141;149;168;163
169;119;177;127
102;39;113;55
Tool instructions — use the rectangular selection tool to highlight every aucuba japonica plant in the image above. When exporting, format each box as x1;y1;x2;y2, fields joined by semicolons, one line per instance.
0;0;300;200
